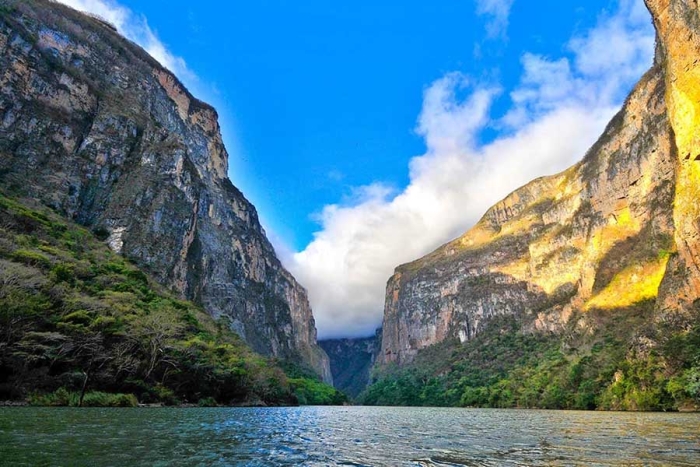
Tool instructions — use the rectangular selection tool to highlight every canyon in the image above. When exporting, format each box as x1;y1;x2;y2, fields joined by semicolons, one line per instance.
1;0;699;410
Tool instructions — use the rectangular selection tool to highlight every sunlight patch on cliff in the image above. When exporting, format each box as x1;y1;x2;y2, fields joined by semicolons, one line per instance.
592;207;641;260
670;82;700;237
585;256;670;310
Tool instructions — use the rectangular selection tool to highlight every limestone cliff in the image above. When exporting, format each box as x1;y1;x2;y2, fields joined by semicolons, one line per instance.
379;0;699;367
0;0;330;382
319;330;381;398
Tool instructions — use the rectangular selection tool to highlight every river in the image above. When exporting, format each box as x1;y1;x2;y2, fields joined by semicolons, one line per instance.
1;406;698;466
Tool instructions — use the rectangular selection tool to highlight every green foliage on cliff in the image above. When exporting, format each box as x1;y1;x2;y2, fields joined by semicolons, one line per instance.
361;309;700;411
0;194;341;406
280;362;348;405
289;378;348;405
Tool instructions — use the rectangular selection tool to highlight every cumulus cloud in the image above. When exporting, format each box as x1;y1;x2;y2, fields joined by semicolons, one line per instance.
476;0;515;39
55;0;196;83
289;0;655;339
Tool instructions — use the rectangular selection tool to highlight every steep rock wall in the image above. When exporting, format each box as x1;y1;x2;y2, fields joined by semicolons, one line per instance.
646;0;700;314
320;330;382;398
378;1;695;366
0;0;330;381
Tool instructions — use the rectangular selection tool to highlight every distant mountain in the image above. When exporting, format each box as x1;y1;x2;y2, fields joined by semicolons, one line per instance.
367;0;700;411
320;330;381;399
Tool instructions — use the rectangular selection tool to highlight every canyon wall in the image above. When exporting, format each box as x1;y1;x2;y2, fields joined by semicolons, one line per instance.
379;0;700;367
0;0;330;381
320;331;382;398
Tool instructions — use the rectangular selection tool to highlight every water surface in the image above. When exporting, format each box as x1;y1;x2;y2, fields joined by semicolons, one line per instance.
1;406;698;466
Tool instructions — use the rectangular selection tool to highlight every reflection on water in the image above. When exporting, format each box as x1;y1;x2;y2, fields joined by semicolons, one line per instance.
0;406;698;466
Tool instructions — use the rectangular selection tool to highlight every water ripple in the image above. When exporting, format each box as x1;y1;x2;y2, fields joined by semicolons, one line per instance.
1;406;699;466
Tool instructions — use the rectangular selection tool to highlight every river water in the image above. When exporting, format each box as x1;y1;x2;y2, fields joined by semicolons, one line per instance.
1;406;698;466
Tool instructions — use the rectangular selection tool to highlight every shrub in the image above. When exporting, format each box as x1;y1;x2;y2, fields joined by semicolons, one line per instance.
61;310;93;326
51;263;76;284
12;249;51;268
152;385;179;406
460;386;489;407
28;389;138;407
28;387;72;406
82;391;138;407
198;397;218;407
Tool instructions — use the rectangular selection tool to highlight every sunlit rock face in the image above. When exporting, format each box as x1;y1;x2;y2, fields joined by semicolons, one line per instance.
379;0;700;366
0;0;330;382
645;0;700;314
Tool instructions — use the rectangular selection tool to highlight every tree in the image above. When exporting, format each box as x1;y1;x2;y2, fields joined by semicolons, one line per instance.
69;333;110;407
0;261;49;351
128;308;184;382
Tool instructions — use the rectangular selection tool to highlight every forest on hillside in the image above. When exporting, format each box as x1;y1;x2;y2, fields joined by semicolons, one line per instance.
0;193;345;407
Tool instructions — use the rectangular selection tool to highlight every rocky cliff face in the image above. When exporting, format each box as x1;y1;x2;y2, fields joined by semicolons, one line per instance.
379;0;699;367
319;330;381;398
0;0;330;382
647;0;700;314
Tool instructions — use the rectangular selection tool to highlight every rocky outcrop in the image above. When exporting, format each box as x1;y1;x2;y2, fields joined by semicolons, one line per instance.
0;0;330;381
320;330;381;398
379;0;700;366
646;0;700;314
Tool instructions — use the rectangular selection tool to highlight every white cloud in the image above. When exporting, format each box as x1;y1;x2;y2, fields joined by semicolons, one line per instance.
55;0;196;83
476;0;515;39
289;0;655;339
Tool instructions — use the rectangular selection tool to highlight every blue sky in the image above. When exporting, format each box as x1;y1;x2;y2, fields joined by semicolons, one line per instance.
60;0;655;338
73;0;615;247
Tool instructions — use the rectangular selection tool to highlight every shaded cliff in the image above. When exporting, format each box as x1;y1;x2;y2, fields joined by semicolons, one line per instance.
369;0;700;410
0;0;330;381
319;330;381;399
0;194;344;405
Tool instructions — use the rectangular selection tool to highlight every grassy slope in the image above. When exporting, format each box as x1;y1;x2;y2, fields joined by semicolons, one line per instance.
0;193;345;406
361;308;700;411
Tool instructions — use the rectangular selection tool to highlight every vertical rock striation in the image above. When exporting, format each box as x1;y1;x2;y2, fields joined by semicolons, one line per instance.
319;330;382;398
379;0;700;367
0;0;330;381
645;0;700;314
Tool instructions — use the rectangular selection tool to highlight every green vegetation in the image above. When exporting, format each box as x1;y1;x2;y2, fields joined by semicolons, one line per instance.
0;194;343;406
361;308;700;411
280;361;348;406
28;389;138;407
289;378;347;405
